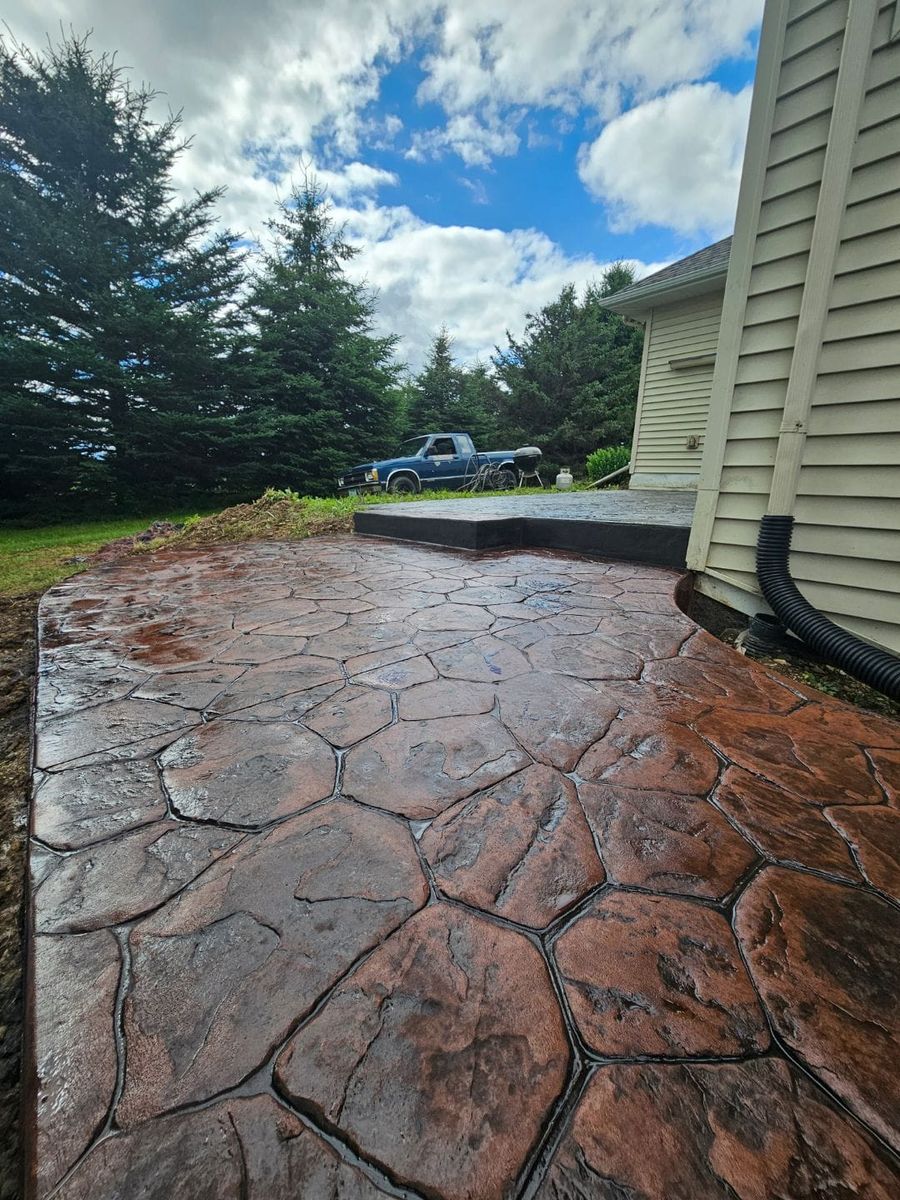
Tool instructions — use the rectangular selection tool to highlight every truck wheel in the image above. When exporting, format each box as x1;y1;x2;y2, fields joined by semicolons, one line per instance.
493;467;517;491
387;474;417;495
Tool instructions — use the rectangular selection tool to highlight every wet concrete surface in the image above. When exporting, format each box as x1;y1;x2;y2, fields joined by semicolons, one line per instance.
361;490;697;524
25;536;900;1199
354;489;696;565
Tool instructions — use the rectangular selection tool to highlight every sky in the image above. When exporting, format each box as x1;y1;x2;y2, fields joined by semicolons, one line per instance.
5;0;763;369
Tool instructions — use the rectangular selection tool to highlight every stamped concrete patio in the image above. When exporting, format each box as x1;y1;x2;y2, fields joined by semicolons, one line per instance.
27;536;900;1198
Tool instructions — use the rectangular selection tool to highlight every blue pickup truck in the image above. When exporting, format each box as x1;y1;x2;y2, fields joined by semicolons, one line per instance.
337;432;518;496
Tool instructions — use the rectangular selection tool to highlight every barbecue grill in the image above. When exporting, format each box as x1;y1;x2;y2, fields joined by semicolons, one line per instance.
513;446;543;488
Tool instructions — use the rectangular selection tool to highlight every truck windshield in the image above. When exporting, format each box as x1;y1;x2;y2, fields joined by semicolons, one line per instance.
398;436;429;456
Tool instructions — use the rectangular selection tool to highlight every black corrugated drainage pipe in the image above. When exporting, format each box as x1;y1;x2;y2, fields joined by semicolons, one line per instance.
756;514;900;701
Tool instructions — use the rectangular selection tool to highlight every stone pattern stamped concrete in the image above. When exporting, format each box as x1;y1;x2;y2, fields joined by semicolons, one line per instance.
26;537;900;1199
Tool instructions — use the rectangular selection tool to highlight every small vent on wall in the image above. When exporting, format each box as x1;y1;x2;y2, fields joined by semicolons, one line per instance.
669;353;716;371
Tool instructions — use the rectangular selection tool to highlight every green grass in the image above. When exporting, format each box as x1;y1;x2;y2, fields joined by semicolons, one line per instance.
163;485;561;549
0;512;200;597
355;484;557;505
0;483;573;598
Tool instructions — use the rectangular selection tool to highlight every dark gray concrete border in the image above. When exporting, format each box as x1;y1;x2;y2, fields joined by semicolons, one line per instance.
353;509;691;568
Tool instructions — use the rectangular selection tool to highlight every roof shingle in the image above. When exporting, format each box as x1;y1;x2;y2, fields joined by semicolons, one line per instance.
606;235;732;308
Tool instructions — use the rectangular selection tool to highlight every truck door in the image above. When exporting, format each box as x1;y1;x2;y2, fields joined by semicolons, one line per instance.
422;436;464;489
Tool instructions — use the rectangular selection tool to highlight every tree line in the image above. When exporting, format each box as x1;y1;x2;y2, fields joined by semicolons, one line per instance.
0;35;643;520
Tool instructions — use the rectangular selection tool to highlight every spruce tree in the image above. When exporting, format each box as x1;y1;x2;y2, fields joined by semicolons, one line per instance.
0;34;246;517
407;329;462;434
458;362;501;447
407;331;500;446
492;264;643;472
237;178;403;495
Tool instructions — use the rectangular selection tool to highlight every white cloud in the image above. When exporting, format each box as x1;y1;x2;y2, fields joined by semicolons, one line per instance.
4;0;424;233
459;177;489;205
413;0;762;163
5;1;762;196
369;1;764;168
407;112;520;167
316;162;399;201
577;82;753;237
3;1;761;366
336;203;657;368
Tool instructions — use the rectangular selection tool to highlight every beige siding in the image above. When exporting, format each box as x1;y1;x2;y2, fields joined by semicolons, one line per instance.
631;292;723;485
697;0;900;653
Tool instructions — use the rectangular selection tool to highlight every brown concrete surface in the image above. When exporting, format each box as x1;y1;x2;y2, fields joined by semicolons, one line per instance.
25;537;900;1198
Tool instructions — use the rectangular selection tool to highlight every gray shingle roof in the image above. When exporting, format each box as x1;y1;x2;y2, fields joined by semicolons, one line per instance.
604;236;732;310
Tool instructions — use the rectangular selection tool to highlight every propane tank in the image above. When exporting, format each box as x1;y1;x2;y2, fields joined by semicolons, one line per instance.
555;467;573;490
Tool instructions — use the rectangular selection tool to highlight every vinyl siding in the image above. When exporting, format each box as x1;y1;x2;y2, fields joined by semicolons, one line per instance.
631;292;724;484
698;0;900;653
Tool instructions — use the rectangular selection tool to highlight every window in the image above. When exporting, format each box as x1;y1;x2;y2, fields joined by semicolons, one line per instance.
428;437;457;456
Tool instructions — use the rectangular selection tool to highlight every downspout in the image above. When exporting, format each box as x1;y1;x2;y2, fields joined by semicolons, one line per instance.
755;0;900;700
688;0;789;573
626;309;652;486
587;463;631;489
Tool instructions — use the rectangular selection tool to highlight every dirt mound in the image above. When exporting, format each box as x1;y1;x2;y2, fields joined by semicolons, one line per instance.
91;520;185;561
160;491;354;548
61;521;185;568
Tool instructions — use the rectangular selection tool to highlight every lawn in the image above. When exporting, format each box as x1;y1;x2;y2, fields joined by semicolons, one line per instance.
0;484;562;598
0;512;201;597
160;486;556;552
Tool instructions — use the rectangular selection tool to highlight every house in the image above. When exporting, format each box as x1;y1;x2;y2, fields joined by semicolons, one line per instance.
602;238;731;491
607;0;900;658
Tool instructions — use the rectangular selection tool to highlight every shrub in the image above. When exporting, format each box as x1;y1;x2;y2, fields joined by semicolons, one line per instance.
260;487;304;506
585;444;630;482
540;460;561;488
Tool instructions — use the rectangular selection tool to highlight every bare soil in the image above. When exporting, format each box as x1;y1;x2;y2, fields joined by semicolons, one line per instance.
717;631;900;721
0;594;35;1200
80;519;184;563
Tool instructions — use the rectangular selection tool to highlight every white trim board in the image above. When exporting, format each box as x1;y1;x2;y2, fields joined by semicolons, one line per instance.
686;0;790;572
629;472;699;490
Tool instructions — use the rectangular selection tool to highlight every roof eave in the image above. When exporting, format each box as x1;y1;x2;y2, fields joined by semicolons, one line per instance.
600;265;729;319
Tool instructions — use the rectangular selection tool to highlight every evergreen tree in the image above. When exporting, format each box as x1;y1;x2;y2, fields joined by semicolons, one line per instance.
407;331;500;446
0;34;246;517
492;264;643;473
598;260;638;298
406;329;462;434
459;362;501;447
236;178;403;495
394;375;419;441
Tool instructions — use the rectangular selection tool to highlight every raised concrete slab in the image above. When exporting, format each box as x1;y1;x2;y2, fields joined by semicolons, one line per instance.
353;489;697;567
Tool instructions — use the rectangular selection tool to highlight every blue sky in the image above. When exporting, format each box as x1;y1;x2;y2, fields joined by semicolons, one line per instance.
362;42;759;264
6;0;764;367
